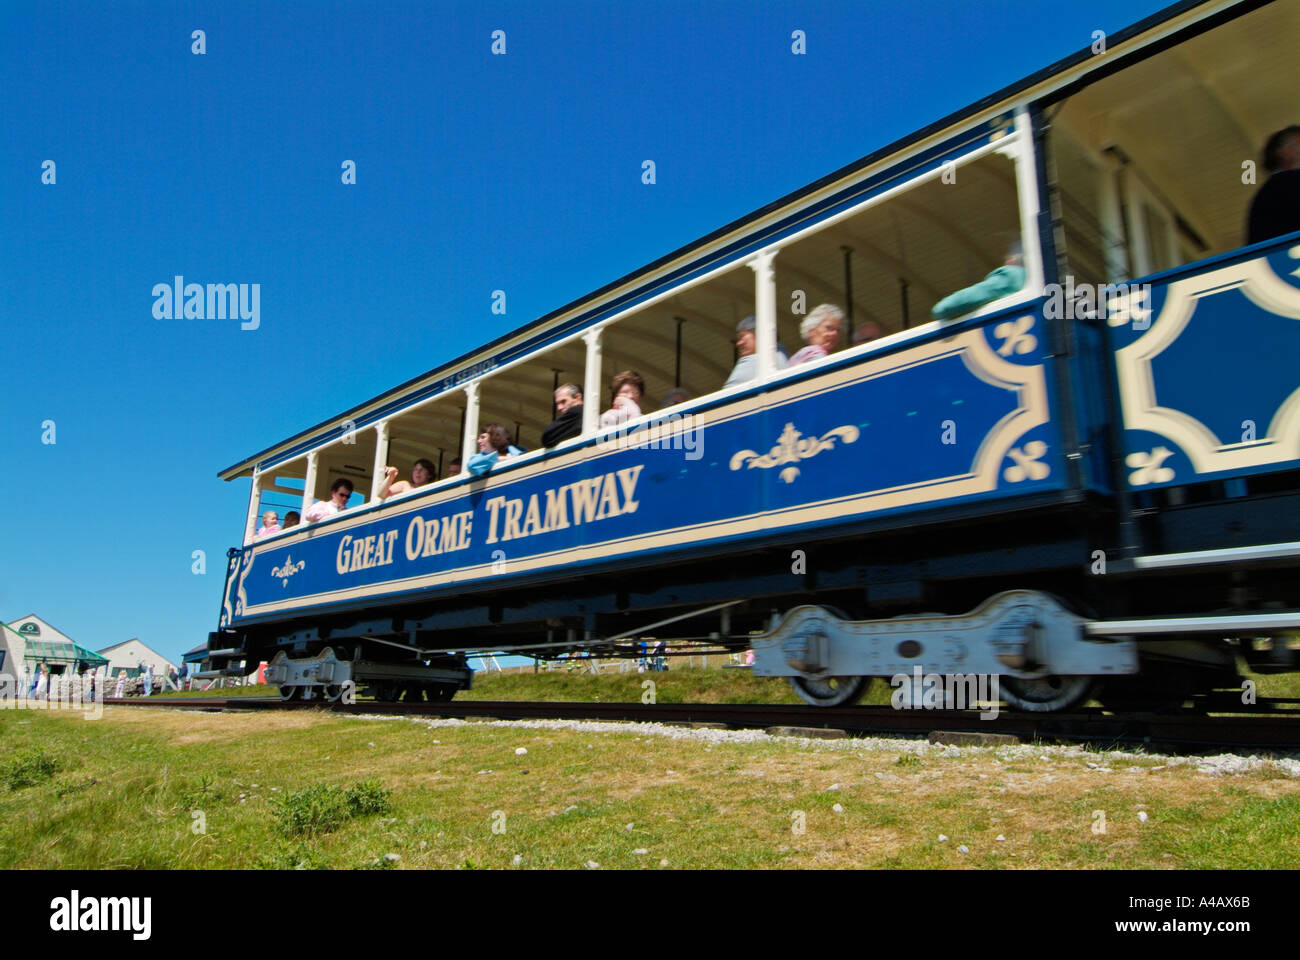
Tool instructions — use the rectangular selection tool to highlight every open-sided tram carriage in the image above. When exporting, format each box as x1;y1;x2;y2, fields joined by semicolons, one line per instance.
208;0;1300;711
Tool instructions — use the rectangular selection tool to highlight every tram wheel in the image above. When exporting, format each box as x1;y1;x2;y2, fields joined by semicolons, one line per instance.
321;684;345;703
789;675;872;707
402;684;426;702
1000;675;1092;713
277;685;301;702
374;683;402;703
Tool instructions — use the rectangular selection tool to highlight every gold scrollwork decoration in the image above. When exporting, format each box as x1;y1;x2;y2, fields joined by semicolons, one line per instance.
730;422;860;484
271;556;306;587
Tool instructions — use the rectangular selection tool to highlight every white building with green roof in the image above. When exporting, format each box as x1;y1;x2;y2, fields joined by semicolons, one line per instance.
1;615;110;694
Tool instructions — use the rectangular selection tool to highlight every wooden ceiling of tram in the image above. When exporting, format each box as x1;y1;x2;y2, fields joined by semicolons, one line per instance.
1053;0;1299;256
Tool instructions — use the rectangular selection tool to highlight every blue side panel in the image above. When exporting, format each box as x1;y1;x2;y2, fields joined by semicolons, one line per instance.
1109;236;1300;490
231;306;1067;624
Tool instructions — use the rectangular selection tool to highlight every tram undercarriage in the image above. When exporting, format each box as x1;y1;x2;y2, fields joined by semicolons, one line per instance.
205;574;1295;713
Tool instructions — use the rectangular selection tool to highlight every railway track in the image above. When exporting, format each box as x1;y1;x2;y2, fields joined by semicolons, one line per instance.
104;696;1300;755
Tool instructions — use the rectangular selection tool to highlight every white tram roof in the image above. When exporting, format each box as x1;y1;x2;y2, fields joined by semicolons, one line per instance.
219;0;1293;481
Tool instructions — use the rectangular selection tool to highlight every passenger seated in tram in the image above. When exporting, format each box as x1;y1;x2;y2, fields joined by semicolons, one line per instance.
599;370;645;428
376;458;437;499
283;511;301;529
254;511;281;540
788;304;845;366
467;423;523;476
303;478;354;522
661;386;691;407
852;320;885;346
542;383;584;447
446;457;462;476
1246;126;1300;245
723;315;788;387
930;242;1025;321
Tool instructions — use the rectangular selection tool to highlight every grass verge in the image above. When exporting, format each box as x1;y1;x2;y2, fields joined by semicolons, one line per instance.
1;705;1296;869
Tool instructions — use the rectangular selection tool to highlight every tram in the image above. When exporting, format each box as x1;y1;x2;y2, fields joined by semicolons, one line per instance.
209;0;1300;711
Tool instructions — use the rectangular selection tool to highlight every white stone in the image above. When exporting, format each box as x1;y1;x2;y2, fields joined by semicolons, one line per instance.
515;747;528;756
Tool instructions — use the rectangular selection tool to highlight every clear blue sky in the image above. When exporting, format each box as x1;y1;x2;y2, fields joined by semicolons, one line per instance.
1;0;1173;664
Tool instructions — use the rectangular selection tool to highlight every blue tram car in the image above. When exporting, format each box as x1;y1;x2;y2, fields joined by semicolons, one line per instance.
210;0;1300;710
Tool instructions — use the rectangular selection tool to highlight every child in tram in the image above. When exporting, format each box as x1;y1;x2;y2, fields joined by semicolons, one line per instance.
254;511;281;540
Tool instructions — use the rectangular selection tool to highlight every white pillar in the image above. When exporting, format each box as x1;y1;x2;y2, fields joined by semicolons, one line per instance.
461;381;481;467
582;327;603;434
1099;160;1128;283
302;451;319;514
1163;210;1181;271
244;468;263;545
369;420;391;501
1005;108;1044;296
749;249;778;379
1121;168;1152;279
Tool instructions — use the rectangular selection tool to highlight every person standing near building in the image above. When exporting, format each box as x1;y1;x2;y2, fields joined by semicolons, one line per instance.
141;662;153;697
34;663;49;700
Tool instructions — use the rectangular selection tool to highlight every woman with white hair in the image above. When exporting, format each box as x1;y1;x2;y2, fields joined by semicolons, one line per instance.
788;303;845;367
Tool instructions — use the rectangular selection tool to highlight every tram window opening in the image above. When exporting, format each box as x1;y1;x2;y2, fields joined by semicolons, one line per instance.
598;262;752;408
776;149;1025;341
248;462;307;542
383;394;466;492
306;432;374;520
476;337;587;456
1045;0;1300;275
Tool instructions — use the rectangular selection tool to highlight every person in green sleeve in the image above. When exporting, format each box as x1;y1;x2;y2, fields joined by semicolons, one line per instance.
931;242;1026;321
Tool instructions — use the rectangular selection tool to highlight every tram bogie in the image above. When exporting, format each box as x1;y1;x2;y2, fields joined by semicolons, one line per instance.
262;648;472;703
